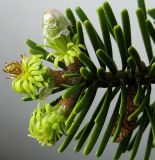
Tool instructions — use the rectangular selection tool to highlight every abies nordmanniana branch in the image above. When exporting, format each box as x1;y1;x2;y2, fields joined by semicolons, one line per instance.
3;0;155;159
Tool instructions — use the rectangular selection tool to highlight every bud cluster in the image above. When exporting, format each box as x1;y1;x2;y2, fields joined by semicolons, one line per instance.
29;103;66;146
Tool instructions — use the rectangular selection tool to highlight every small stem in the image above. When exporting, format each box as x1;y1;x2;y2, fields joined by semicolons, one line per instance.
50;67;155;89
97;70;154;88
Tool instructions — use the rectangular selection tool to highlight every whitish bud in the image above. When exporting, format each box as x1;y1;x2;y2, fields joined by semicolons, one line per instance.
43;9;70;40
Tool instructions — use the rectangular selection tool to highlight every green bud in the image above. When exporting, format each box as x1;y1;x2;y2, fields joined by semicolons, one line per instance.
46;40;86;68
10;55;51;96
28;103;66;146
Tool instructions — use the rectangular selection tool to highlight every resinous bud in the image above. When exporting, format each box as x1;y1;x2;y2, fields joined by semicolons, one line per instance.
43;9;70;40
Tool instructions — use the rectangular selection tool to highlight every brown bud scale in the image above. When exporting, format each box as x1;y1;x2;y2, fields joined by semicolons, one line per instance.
112;85;138;143
3;61;22;77
59;95;78;116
